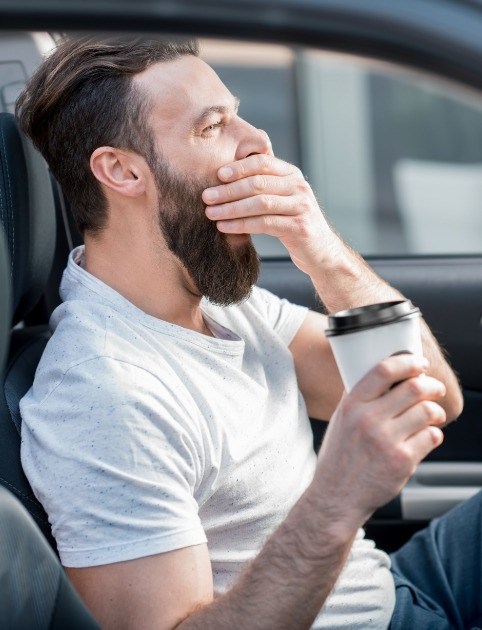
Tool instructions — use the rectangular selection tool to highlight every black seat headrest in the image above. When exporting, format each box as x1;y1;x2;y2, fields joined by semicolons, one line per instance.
0;226;11;373
0;113;56;324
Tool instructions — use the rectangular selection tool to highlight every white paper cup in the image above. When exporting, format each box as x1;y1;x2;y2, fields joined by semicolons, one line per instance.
325;300;423;392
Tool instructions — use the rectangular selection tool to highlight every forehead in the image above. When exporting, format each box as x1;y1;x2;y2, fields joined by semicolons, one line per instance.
134;55;234;128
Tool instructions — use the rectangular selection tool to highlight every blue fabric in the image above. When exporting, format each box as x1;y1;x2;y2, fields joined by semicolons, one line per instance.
390;490;482;629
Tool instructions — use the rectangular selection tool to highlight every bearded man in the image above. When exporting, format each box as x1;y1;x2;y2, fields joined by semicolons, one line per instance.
18;36;479;630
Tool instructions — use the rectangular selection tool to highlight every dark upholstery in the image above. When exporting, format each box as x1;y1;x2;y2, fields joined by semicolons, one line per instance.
0;114;99;628
0;112;55;547
1;329;54;547
0;113;56;324
0;227;11;372
0;485;100;629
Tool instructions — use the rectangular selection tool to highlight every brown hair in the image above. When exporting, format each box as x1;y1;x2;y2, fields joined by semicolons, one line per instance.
16;35;199;234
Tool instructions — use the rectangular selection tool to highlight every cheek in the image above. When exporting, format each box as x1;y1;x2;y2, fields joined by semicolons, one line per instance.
194;145;236;185
203;127;241;172
163;133;237;185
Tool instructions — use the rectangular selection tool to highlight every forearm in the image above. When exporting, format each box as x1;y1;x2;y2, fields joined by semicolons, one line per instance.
178;484;358;630
310;234;463;422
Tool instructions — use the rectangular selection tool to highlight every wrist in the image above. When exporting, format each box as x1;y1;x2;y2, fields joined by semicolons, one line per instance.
293;480;365;555
308;235;403;313
308;240;366;310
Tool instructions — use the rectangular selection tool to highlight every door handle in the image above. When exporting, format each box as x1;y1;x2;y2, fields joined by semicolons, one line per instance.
401;462;482;520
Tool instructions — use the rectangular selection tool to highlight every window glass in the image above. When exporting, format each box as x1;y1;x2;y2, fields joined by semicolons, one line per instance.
203;41;482;258
299;50;482;256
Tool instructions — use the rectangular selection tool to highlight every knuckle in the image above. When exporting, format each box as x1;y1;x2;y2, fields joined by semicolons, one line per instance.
259;194;273;212
294;216;311;238
374;361;393;382
237;162;246;177
406;377;425;398
258;154;272;173
391;446;415;477
421;400;446;424
357;408;376;434
438;406;447;424
252;175;267;194
225;182;237;199
419;400;438;422
295;177;310;194
370;426;389;452
299;201;313;219
339;395;356;418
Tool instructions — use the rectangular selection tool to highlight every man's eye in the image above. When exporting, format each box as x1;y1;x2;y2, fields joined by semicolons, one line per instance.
203;122;222;134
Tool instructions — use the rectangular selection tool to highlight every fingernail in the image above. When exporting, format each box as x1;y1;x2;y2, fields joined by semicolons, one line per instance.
204;188;219;202
219;166;233;179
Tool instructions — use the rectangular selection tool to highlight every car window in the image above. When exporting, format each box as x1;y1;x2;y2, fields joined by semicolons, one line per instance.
203;41;482;258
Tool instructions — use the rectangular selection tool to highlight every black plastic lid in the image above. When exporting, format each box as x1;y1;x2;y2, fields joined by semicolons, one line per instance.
325;300;421;337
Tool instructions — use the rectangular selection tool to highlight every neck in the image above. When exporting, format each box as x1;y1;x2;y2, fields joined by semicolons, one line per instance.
83;230;213;337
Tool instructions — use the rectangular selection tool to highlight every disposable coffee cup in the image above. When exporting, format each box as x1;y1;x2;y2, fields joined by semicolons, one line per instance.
325;300;423;392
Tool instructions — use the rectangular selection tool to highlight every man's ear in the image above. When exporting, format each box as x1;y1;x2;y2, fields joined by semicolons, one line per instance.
90;147;146;198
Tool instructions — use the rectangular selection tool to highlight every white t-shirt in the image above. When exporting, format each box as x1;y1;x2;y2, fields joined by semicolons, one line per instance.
20;246;395;628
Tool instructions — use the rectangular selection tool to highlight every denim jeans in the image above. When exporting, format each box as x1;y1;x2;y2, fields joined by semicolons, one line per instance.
389;489;482;629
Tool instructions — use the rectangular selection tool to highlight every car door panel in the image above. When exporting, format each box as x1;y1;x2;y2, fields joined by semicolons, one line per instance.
259;256;482;462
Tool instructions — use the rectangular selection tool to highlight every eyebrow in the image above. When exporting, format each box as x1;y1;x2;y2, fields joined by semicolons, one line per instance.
193;96;240;128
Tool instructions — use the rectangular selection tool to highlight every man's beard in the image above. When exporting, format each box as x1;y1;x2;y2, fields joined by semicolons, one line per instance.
153;159;260;306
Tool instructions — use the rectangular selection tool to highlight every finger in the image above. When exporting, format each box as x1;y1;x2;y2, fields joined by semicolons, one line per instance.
216;214;293;238
392;399;446;441
207;194;299;224
203;173;295;206
404;425;444;464
217;154;298;182
351;354;429;402
377;375;446;419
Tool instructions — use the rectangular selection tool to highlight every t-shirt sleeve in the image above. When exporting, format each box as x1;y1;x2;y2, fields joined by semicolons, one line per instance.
20;356;207;568
252;286;309;346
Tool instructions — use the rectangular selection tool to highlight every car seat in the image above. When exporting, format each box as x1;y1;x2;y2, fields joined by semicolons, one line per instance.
0;111;58;550
0;221;99;628
0;206;12;386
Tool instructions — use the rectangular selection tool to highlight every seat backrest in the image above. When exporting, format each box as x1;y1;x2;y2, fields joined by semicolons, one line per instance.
0;112;56;324
0;112;57;550
0;230;98;626
0;226;11;381
0;136;98;628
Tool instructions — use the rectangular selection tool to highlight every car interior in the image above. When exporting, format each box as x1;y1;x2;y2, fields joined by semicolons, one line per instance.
0;105;97;626
1;7;482;624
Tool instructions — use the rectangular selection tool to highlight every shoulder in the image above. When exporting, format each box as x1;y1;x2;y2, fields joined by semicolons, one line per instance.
24;297;198;425
24;350;197;424
31;299;113;401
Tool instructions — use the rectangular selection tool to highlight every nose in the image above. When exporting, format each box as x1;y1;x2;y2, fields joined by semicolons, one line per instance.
235;122;272;160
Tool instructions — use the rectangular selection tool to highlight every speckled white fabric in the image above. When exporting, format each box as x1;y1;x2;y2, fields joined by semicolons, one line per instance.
20;246;395;628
